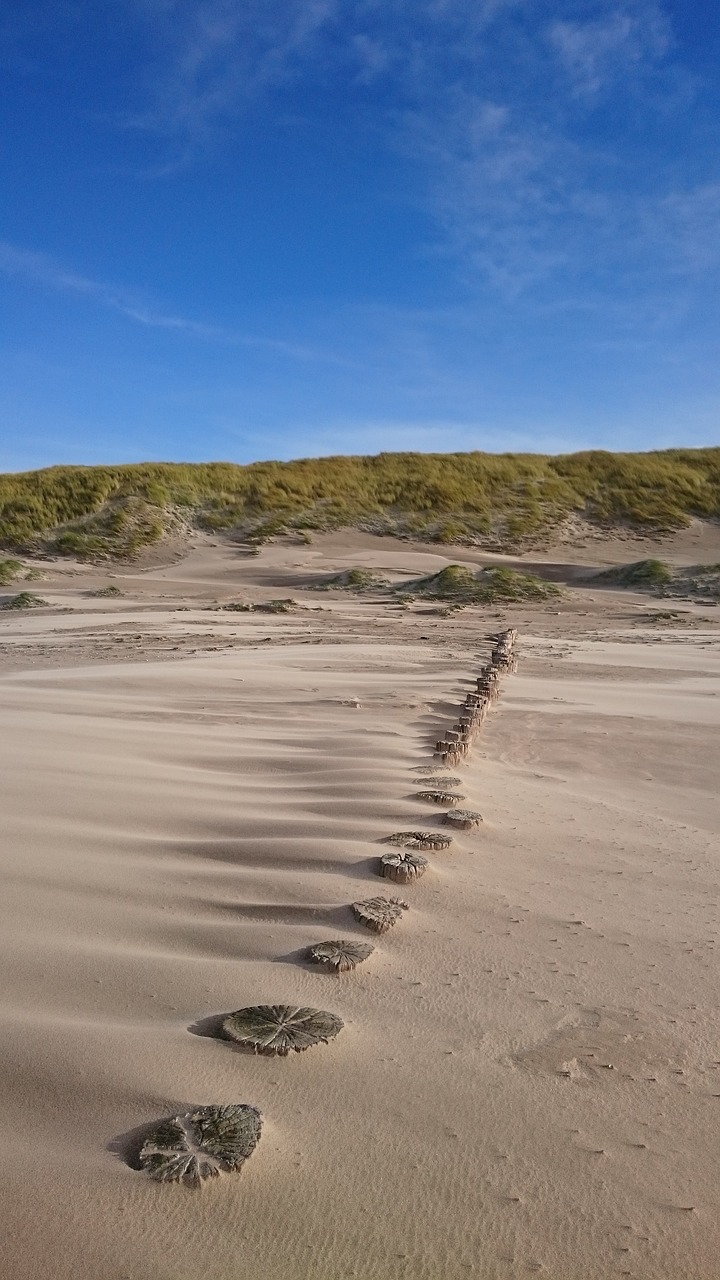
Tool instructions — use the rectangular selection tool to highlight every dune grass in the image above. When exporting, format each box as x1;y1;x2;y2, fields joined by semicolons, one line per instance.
592;559;720;599
0;558;23;584
1;591;49;610
313;567;389;591
1;448;719;559
592;559;674;589
399;564;561;606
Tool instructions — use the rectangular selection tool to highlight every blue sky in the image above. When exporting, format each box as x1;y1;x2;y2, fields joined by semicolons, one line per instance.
1;0;719;470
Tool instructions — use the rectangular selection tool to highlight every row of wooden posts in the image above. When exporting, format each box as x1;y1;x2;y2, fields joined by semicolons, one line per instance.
132;627;520;1184
434;629;518;768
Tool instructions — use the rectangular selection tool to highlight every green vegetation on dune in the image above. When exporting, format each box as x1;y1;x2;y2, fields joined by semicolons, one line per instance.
0;448;719;560
593;559;674;589
477;567;562;602
0;558;23;584
314;567;389;591
405;564;480;600
44;496;168;560
592;559;720;599
1;591;49;610
401;564;561;606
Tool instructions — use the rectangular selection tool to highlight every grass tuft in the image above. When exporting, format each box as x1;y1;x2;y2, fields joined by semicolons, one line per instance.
592;558;720;599
593;559;673;589
1;591;49;610
400;564;560;606
0;558;23;584
314;567;389;591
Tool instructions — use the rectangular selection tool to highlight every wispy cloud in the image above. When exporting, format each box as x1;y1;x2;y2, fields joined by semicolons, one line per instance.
548;7;671;98
0;240;335;360
8;2;714;304
87;1;708;299
380;3;707;299
126;0;338;155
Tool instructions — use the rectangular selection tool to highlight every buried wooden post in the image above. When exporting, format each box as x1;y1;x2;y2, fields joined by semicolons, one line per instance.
352;896;409;933
431;631;518;768
139;1104;263;1187
379;849;428;883
223;1005;344;1055
308;940;374;972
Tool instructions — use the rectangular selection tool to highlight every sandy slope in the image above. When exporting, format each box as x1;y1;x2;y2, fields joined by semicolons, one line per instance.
0;537;719;1280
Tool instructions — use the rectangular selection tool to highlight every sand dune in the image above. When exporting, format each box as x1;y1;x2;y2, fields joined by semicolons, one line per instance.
1;536;719;1279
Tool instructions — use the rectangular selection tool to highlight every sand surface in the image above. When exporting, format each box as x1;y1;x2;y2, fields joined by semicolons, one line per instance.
1;532;719;1279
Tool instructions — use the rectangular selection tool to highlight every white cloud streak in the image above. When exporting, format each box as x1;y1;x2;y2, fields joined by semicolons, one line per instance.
548;8;671;97
0;240;335;360
125;0;710;299
127;0;338;146
8;2;716;305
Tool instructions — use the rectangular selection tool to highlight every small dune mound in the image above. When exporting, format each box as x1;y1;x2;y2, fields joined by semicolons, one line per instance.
0;558;24;585
416;790;465;806
477;568;561;602
678;564;720;594
308;940;374;972
315;567;389;591
352;896;408;933
222;1004;343;1055
139;1104;262;1187
385;831;453;851
417;775;461;788
657;563;720;601
444;809;483;829
403;564;480;601
380;850;428;883
1;591;49;610
399;564;560;606
88;584;123;597
592;559;673;590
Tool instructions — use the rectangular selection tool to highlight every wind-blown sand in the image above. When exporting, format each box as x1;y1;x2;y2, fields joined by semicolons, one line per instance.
1;532;719;1279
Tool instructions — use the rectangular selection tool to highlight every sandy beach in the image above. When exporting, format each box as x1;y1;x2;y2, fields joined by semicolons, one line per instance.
1;531;719;1280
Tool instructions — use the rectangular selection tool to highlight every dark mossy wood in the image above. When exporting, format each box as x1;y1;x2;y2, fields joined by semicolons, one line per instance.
443;809;483;829
308;940;374;972
139;1104;262;1187
385;831;453;851
222;1004;343;1055
351;896;408;932
379;850;428;883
